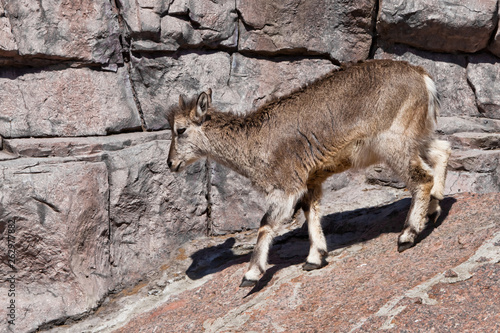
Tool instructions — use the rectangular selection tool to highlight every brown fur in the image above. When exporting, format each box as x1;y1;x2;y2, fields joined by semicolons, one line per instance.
167;60;451;286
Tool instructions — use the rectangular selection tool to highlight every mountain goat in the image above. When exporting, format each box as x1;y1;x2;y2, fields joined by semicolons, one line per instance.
167;60;451;287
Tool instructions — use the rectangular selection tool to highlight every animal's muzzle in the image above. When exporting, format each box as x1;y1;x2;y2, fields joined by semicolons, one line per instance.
167;159;181;172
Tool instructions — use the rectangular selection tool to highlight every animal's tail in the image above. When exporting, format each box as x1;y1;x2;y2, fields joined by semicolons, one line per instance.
423;74;440;127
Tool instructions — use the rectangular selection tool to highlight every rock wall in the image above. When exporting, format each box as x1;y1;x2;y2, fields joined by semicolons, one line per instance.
0;0;499;331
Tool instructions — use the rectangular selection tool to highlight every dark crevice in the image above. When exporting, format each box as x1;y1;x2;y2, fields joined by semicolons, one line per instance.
30;196;61;213
130;47;336;66
464;55;484;117
368;0;380;59
205;160;214;236
111;0;147;131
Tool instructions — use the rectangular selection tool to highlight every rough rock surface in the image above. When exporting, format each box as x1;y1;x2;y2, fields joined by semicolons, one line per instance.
43;193;500;333
0;67;141;138
0;158;111;333
467;54;500;119
106;141;209;287
1;0;122;64
237;0;376;62
0;0;500;331
377;0;499;53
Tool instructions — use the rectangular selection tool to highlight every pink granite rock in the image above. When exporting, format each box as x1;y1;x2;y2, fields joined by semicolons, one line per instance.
96;193;500;333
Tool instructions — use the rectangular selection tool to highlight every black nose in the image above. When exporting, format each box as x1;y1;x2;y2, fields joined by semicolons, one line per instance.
167;160;172;169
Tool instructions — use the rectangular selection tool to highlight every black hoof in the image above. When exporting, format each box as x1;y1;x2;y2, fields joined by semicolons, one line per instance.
303;262;321;271
239;277;258;288
397;241;414;253
303;258;327;271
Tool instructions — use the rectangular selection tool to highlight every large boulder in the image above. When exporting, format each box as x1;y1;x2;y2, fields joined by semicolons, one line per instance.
161;0;238;50
377;0;498;53
209;163;266;235
489;6;500;57
467;54;500;119
106;140;209;287
120;0;238;52
2;0;122;64
0;66;141;138
237;0;376;62
0;2;16;57
0;158;111;333
222;53;337;114
129;51;231;130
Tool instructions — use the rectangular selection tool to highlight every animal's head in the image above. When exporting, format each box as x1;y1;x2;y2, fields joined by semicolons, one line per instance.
167;89;212;172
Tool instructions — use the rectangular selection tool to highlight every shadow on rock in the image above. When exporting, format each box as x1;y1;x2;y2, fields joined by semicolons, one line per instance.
187;196;457;294
186;237;248;280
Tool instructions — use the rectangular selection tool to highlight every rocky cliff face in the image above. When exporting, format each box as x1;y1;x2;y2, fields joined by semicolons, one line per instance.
0;0;499;332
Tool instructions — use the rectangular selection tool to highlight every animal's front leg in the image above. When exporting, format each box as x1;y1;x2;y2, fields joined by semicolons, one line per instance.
240;192;296;287
240;213;274;287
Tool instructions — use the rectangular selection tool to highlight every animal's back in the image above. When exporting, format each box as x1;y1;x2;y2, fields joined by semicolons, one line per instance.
259;60;435;183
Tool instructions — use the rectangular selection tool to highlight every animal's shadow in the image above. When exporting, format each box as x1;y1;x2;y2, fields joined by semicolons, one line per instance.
186;197;456;296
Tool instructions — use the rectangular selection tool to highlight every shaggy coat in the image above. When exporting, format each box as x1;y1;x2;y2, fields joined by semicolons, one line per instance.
167;60;451;287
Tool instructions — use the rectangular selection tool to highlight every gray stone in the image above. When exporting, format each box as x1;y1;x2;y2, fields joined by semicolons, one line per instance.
445;170;500;194
160;15;199;50
118;0;170;42
437;117;500;135
209;162;266;235
374;43;479;117
2;0;122;64
448;149;500;174
377;0;498;53
237;0;376;62
106;140;208;287
467;54;500;119
161;0;238;50
0;66;141;138
366;164;406;189
447;132;500;150
129;51;231;130
0;158;111;333
0;2;16;56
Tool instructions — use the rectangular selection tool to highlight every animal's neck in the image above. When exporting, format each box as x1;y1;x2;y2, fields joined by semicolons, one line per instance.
202;110;267;178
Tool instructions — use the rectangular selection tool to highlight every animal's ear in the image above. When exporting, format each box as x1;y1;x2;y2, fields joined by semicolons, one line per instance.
179;94;187;109
192;90;210;124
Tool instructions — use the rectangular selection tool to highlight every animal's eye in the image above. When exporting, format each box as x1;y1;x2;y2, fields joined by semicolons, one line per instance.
177;128;186;136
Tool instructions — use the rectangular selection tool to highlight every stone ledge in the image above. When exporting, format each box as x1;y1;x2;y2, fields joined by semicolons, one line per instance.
4;130;171;158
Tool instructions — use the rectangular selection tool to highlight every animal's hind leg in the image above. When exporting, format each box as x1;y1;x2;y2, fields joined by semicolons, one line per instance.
397;156;435;252
424;139;451;222
302;184;328;271
240;191;297;287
